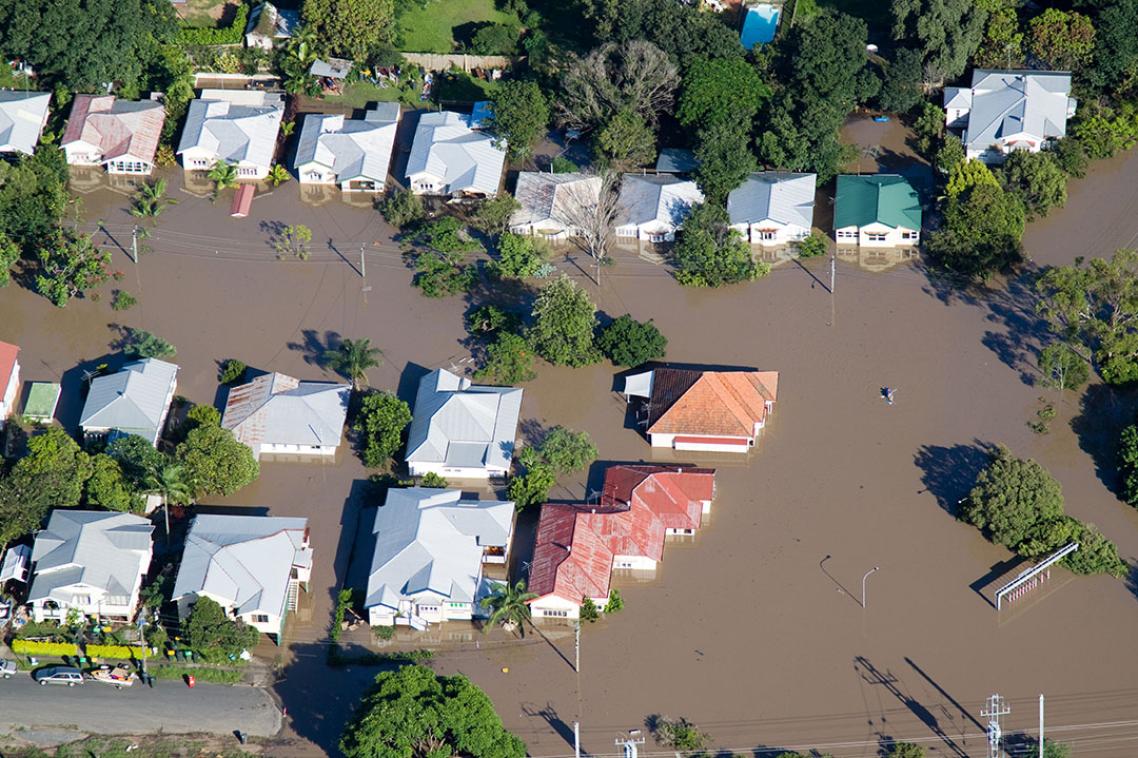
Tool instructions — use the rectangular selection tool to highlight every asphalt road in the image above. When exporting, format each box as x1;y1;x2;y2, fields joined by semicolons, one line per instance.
0;675;281;738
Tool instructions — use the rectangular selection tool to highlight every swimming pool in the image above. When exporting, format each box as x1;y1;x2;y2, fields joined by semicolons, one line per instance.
740;4;781;50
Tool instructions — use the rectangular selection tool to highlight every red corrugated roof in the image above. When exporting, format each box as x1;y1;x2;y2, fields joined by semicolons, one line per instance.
0;341;19;399
601;465;715;531
230;184;255;217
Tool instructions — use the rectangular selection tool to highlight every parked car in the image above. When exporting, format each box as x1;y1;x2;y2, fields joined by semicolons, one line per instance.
32;665;83;686
0;659;16;679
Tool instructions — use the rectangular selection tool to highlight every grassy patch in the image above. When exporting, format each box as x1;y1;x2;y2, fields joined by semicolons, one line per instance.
433;71;497;105
325;81;405;108
150;664;244;684
176;0;242;28
398;0;518;53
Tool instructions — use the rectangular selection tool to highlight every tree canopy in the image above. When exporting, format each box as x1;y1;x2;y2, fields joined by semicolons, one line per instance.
302;0;396;60
354;391;413;468
528;275;601;367
184;596;261;663
927;182;1024;280
490;81;550;162
597;314;668;367
176;424;260;500
677;57;768;131
963;446;1065;551
673;203;764;287
1028;8;1096;72
556;41;678;130
890;0;988;84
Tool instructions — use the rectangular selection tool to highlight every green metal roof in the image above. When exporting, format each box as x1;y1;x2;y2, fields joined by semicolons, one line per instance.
23;382;60;421
834;174;922;231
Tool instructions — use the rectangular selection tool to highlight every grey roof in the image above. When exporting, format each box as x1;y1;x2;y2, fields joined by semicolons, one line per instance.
177;89;284;168
727;172;816;229
28;511;153;605
293;104;399;184
0;91;51;155
222;372;350;455
309;58;353;80
655;148;699;174
364;488;513;610
172;514;310;620
405;111;506;196
616;174;705;229
245;2;298;39
943;86;971;110
959;70;1073;150
405;369;522;472
80;359;178;444
510;172;601;229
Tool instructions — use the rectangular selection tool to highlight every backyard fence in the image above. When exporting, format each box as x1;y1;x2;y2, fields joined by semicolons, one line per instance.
402;53;520;73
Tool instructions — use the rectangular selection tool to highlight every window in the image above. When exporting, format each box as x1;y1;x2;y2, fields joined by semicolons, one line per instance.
836;230;857;240
447;602;466;609
901;230;918;241
541;609;569;617
865;233;887;242
418;605;439;614
252;614;270;623
758;230;777;241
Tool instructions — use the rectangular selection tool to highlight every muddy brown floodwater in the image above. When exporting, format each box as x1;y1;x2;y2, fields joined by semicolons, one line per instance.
5;147;1138;758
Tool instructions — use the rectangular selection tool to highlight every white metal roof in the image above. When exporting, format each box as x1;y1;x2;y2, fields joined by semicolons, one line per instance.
959;70;1074;150
405;111;506;196
79;359;178;444
294;103;399;184
0;91;51;155
727;172;816;229
28;511;153;604
177;89;284;168
221;372;350;456
616;174;704;230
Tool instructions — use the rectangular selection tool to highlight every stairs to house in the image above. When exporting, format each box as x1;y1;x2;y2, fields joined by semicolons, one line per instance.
286;580;299;612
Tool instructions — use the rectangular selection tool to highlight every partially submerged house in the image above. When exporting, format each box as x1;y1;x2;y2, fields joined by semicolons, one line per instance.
244;1;299;50
221;372;351;460
833;174;922;248
363;488;515;628
0;91;51;156
527;465;716;620
79;358;179;446
726;172;816;246
294;103;400;193
405;368;523;480
405;111;506;198
27;511;154;623
177;89;284;180
615;174;704;242
0;341;19;425
621;367;779;453
61;95;166;175
509;172;602;239
944;70;1076;163
171;514;312;642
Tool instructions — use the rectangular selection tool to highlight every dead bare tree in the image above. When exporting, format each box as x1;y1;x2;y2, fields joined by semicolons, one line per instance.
560;171;621;286
556;41;679;131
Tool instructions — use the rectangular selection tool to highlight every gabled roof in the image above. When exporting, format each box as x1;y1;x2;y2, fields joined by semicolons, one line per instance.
0;340;18;395
294;103;399;183
309;58;353;80
727;172;816;229
0;91;51;155
510;172;601;229
833;174;921;231
80;359;178;444
172;514;310;620
616;174;704;229
600;465;715;532
961;69;1073;150
221;372;350;454
246;2;298;39
28;510;153;604
642;368;778;438
61;95;165;164
364;488;514;610
405;111;506;196
405;369;522;472
528;505;614;603
177;89;284;168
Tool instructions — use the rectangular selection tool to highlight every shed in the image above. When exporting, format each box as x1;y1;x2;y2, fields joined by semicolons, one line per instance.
230;184;255;217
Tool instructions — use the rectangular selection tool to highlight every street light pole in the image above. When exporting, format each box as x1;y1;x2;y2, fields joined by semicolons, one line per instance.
861;566;880;609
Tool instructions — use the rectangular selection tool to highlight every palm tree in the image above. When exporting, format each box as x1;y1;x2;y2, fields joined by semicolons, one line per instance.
131;178;177;221
266;164;291;187
480;580;537;637
207;160;239;200
146;462;191;544
322;338;382;391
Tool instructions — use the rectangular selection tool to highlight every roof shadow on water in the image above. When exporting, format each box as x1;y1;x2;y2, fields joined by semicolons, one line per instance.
397;362;431;405
913;441;996;517
57;351;129;432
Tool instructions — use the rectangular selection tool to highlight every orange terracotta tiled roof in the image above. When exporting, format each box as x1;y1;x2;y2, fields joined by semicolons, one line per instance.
647;368;778;438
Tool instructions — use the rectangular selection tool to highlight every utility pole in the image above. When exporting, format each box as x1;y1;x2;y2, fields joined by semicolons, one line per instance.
574;722;580;758
1039;694;1044;758
574;620;580;673
861;566;879;608
359;244;366;279
131;225;139;264
616;729;646;758
981;693;1011;758
830;249;835;294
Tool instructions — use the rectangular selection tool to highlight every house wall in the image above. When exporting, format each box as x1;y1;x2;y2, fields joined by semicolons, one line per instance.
341;177;381;193
946;107;970;128
31;584;142;623
407;461;505;479
509;222;575;240
530;594;582;620
1;358;19;421
730;221;810;246
105;158;153;175
409;173;445;195
967;136;1044;164
259;442;336;457
835;223;919;249
297;162;336;185
616;222;677;242
239;610;285;638
368;597;476;627
612;554;657;571
649;432;753;453
182;149;269;180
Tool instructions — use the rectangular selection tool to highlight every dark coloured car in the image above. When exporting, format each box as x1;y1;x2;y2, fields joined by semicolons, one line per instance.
32;665;83;686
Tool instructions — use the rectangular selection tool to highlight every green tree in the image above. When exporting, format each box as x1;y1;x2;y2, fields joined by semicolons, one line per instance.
674;202;764;287
474;195;522;236
489;80;549;162
481;580;537;636
323;337;383;391
414;250;477;298
536;427;597;474
0;230;17;287
207;161;239;198
651;717;707;751
927;182;1024;280
934;134;965;176
1024;742;1071;758
1038;343;1089;392
891;0;987;84
963;446;1064;552
184;596;261;663
0;428;93;545
878;47;925;114
466;305;522;337
273;224;313;261
973;5;1024;69
1088;0;1138;95
596;110;657;169
35;232;112;308
475;332;537;385
123;329;176;359
107;434;164;492
85;454;142;512
693;122;756;205
184;404;222;433
529;275;601;367
945;159;999;200
597;314;667;367
302;0;395;59
489;234;546;279
176;425;259;499
579;597;600;621
885;743;925;758
796;233;828;259
130;178;176;221
354;391;412;468
219;359;247;385
603;588;623;613
912;101;945;156
677;56;768;131
471;23;519;55
1119;423;1138;507
0;148;69;249
507;463;556;509
1000;151;1067;220
379;188;424;229
340;665;526;758
419;472;448;488
266;164;291;187
1052;137;1088;179
1028;9;1095;72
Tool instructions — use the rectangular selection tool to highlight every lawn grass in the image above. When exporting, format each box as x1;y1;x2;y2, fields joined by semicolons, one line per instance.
176;0;242;28
432;71;497;105
397;0;519;53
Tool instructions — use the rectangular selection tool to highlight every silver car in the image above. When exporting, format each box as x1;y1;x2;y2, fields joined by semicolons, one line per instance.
0;659;15;679
32;665;84;686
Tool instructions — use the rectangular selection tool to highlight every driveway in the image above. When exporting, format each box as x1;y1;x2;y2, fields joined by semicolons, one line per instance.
0;676;281;739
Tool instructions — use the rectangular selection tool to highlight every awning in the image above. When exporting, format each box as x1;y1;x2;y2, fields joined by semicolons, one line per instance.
622;370;654;400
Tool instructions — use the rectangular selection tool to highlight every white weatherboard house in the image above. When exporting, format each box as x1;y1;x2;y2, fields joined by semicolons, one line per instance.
405;368;522;480
79;358;178;446
944;70;1076;164
509;172;602;240
405;111;506;198
28;511;154;623
61;95;166;175
0;341;19;425
0;91;51;156
615;174;704;242
364;488;514;628
294;103;400;193
221;372;351;460
177;89;284;180
727;172;816;246
172;514;312;642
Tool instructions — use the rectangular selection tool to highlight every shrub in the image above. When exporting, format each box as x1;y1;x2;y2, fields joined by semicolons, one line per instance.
218;359;246;385
11;639;77;657
110;290;137;311
86;643;149;660
489;233;546;279
507;462;555;510
373;625;396;641
474;195;522;235
535;427;596;475
474;332;537;385
552;156;579;173
1121;424;1138;507
796;233;827;258
379;188;424;229
123;329;176;359
420;472;448;488
603;589;623;613
175;3;249;45
652;717;707;751
579;597;600;622
469;23;520;55
597;314;667;367
413;251;477;297
466;304;522;337
330;588;354;643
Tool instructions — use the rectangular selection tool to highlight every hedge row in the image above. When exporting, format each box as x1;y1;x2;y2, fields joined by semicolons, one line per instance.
10;639;150;659
175;3;250;46
87;643;150;660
